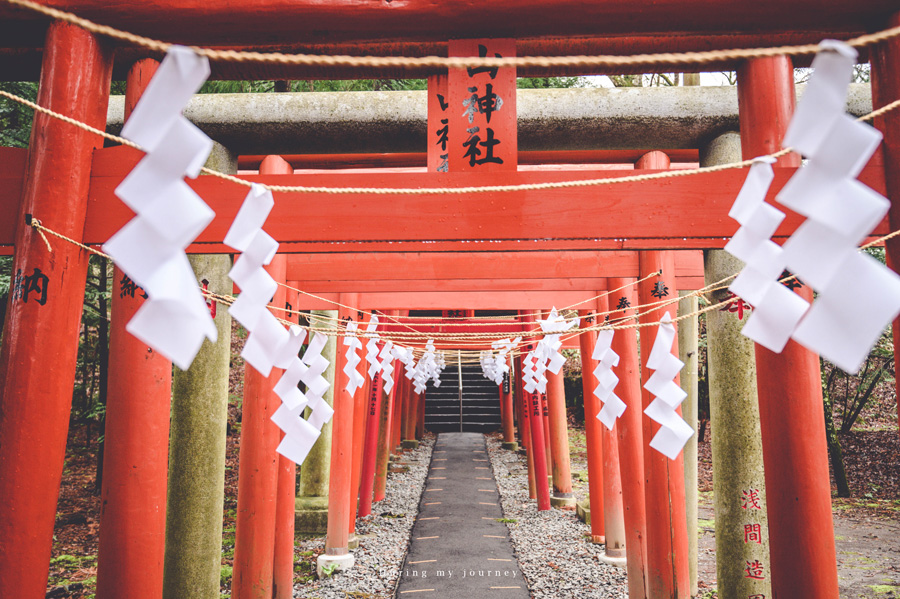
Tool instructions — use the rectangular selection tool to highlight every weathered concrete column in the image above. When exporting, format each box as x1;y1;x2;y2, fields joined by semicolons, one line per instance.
676;289;699;597
702;131;771;599
295;310;338;533
162;144;235;599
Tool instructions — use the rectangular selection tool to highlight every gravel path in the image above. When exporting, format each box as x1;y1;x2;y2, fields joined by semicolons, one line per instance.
486;434;628;599
294;435;435;598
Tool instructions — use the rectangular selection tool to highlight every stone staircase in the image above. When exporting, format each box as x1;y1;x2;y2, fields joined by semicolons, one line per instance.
424;362;502;433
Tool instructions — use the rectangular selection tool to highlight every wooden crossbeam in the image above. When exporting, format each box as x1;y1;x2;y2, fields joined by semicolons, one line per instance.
0;146;888;252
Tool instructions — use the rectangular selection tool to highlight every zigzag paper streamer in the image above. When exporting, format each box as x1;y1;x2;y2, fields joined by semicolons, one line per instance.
642;312;693;459
725;158;810;352
364;315;381;377
300;332;334;431
592;329;626;430
775;40;900;373
380;341;395;394
103;46;216;370
343;321;366;393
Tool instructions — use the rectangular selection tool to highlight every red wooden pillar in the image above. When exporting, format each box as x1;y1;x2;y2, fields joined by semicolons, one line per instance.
541;391;552;471
373;309;400;502
519;311;551;511
0;22;112;599
95;58;168;599
264;158;298;599
608;277;649;599
870;11;900;433
349;313;372;535
357;365;385;518
392;375;405;452
514;352;537;498
737;57;838;599
577;308;606;543
233;221;288;599
546;364;574;507
501;363;516;447
416;390;426;439
324;294;360;560
635;163;690;598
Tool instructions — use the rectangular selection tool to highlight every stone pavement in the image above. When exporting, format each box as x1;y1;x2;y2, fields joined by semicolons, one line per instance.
395;432;530;598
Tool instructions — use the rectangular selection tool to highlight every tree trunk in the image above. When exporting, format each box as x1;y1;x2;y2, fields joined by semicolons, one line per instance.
823;385;850;498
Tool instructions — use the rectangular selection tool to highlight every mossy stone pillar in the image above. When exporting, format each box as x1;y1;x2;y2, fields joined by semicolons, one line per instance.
295;310;337;532
702;132;771;599
677;290;699;597
162;143;235;599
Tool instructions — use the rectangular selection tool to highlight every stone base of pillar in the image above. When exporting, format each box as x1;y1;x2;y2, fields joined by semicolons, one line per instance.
347;533;359;550
295;497;329;534
501;441;519;451
401;440;419;449
598;550;628;566
551;494;576;509
575;498;591;524
316;552;354;578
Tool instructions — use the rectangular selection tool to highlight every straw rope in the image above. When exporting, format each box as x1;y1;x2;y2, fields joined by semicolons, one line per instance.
6;0;900;70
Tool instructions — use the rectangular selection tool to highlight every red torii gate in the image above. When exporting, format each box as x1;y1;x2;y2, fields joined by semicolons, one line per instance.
0;3;899;599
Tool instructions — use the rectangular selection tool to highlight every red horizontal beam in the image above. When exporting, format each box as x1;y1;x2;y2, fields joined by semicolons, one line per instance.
0;146;888;252
292;276;704;292
0;33;861;80
0;1;889;47
290;290;632;311
285;250;702;281
237;150;701;171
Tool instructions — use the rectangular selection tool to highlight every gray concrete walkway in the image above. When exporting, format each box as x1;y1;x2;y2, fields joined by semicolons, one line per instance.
395;433;529;598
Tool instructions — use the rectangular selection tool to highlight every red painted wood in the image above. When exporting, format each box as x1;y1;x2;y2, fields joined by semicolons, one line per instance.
349;314;372;535
600;291;626;558
67;149;893;246
0;1;890;46
95;58;168;599
448;39;517;172
416;390;426;439
232;255;285;599
260;157;298;599
0;22;112;599
357;365;384;518
738;56;839;599
608;278;649;599
870;11;900;433
238;150;700;171
520;311;551;510
325;293;359;555
427;74;449;173
374;310;401;502
578;308;606;543
392;375;406;452
637;250;690;599
501;363;515;445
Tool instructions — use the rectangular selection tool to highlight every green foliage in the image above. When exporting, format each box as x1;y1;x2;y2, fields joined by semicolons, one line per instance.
0;81;37;147
200;79;428;94
319;562;339;578
220;565;233;584
496;517;518;523
516;77;585;89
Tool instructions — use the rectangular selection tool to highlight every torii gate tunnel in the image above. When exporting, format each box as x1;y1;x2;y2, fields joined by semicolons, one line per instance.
1;2;899;599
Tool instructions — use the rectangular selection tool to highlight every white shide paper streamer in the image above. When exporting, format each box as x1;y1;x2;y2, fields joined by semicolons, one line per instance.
223;183;333;465
592;329;627;430
642;312;693;460
103;46;217;370
776;40;900;373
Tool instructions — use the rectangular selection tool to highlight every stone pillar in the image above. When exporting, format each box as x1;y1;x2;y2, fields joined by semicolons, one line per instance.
677;290;699;597
702;132;771;599
162;144;235;599
295;310;338;533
